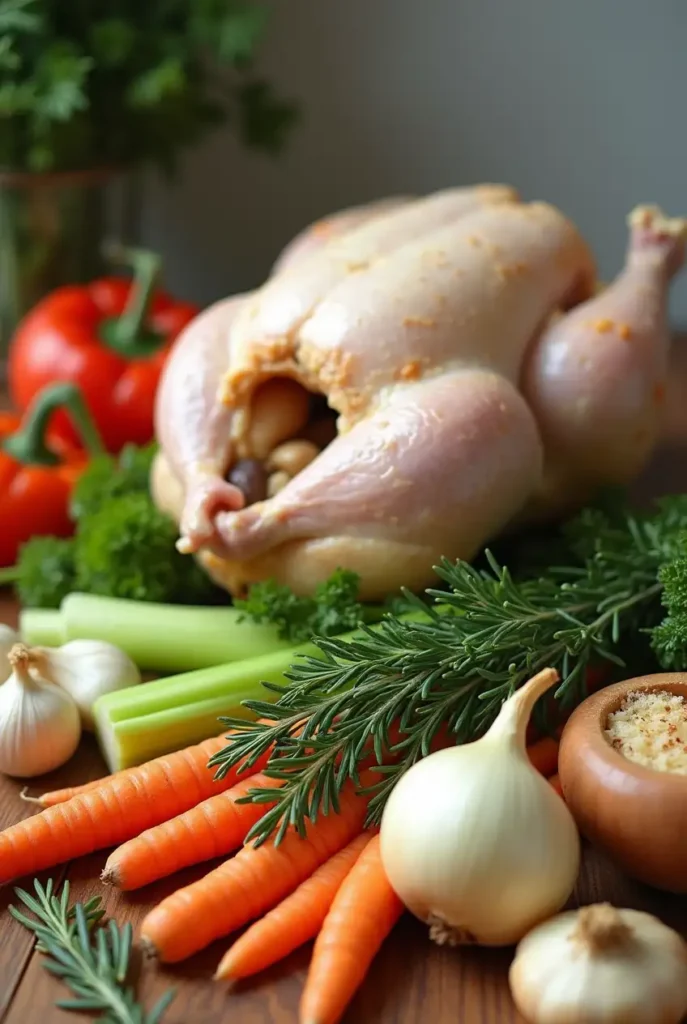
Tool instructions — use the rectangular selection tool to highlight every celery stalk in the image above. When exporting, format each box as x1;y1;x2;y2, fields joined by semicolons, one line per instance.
18;608;67;647
21;592;291;671
93;643;317;771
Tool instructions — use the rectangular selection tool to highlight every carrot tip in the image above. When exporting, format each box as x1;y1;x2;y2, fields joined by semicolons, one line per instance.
19;787;43;805
100;867;116;886
213;969;236;987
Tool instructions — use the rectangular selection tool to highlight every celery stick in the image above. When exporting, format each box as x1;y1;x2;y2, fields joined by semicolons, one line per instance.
93;643;317;771
19;608;67;647
27;592;292;671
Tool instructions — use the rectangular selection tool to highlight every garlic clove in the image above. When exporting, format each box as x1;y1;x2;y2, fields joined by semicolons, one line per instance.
266;470;291;498
29;640;141;730
0;624;20;683
265;439;320;476
0;644;81;778
509;903;687;1024
380;668;580;947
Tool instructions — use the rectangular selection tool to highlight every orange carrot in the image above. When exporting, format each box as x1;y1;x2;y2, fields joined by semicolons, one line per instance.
215;831;374;982
0;732;269;884
526;736;559;777
140;776;372;963
549;773;564;798
300;833;403;1024
102;771;283;890
22;776;110;807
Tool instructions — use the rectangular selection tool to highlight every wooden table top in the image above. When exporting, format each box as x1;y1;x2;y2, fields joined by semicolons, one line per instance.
3;352;687;1022
3;581;687;1022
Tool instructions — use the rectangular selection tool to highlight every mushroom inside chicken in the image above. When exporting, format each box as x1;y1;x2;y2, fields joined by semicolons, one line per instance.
153;186;687;600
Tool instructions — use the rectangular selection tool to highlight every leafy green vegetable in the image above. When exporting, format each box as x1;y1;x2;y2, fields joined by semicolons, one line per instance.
212;493;687;847
11;535;77;609
235;568;371;643
9;441;221;608
0;0;299;174
651;552;687;668
75;491;217;605
10;878;174;1023
69;443;158;521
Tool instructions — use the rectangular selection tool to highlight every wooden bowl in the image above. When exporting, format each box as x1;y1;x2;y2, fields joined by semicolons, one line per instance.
559;673;687;893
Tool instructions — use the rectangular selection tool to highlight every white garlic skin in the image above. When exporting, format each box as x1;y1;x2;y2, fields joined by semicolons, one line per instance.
379;739;580;946
509;906;687;1024
0;665;81;778
0;625;20;683
33;640;141;729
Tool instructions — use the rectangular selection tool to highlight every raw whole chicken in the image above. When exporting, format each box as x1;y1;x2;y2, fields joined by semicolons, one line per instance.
153;186;687;600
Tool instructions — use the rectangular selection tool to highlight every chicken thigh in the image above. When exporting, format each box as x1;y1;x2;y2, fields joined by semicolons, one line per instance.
154;189;686;600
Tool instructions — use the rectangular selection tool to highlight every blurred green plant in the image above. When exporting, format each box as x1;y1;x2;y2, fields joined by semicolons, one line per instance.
0;0;299;173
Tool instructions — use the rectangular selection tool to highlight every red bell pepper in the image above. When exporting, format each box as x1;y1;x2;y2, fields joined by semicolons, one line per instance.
0;382;104;568
7;248;199;453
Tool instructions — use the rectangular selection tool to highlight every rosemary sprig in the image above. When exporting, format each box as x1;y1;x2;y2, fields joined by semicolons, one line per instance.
9;879;174;1024
210;498;687;847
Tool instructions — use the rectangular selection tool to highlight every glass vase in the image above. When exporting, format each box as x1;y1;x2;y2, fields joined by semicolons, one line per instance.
0;169;140;376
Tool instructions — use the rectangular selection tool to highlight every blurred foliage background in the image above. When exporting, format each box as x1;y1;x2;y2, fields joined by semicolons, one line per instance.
0;0;298;173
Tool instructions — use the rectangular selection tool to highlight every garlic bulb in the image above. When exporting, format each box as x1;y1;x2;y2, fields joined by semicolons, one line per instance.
509;903;687;1024
0;644;81;778
0;624;20;683
29;640;141;729
379;668;580;946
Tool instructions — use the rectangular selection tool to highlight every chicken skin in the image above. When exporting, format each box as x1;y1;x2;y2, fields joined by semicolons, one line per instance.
153;188;686;599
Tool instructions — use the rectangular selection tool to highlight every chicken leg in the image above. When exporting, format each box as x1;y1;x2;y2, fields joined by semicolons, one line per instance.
522;205;687;516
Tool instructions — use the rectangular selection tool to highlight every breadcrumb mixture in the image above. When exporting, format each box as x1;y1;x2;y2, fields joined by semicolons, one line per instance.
605;690;687;774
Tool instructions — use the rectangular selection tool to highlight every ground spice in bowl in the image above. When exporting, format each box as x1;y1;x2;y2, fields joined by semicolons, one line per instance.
604;690;687;773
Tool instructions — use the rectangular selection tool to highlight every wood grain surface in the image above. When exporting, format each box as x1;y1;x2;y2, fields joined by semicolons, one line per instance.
3;594;687;1021
3;349;687;1023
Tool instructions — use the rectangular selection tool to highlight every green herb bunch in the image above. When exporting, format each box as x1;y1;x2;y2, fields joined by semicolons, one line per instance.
0;0;298;173
210;495;687;846
8;441;223;607
235;569;382;644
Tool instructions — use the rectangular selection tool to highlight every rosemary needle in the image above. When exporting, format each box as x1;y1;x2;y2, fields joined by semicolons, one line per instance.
9;879;174;1024
211;496;687;847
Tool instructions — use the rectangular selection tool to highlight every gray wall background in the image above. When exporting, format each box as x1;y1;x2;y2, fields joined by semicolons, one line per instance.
139;0;687;322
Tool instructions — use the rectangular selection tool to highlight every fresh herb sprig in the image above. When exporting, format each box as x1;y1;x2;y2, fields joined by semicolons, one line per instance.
235;568;379;643
211;496;687;847
9;879;174;1024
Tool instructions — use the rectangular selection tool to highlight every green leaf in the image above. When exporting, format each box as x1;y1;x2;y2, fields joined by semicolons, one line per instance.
0;0;41;34
127;58;186;108
0;80;35;116
217;4;270;64
0;35;21;71
237;78;300;155
89;19;137;68
33;43;92;122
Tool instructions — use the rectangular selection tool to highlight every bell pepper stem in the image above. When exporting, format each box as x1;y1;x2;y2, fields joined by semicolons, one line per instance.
3;382;105;466
101;244;163;356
